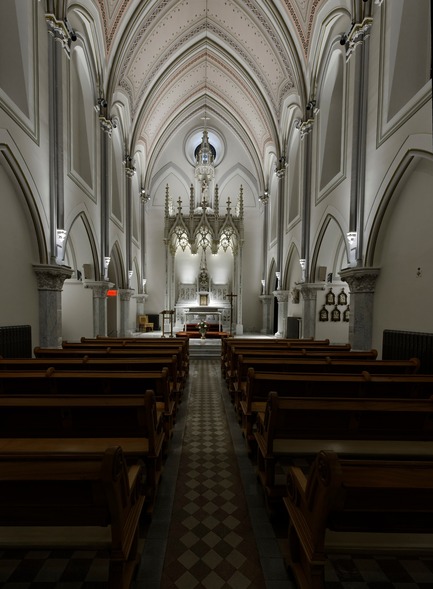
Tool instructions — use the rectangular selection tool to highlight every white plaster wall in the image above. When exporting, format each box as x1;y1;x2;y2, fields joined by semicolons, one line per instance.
62;281;94;341
0;163;40;351
372;157;433;356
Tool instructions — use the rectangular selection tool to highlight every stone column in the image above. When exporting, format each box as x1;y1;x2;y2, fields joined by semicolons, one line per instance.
33;264;74;348
118;288;134;337
273;290;290;338
296;115;315;282
299;283;323;339
83;281;112;337
124;156;136;278
339;267;380;351
45;14;70;264
259;294;273;334
274;160;286;276
97;101;114;278
134;294;149;319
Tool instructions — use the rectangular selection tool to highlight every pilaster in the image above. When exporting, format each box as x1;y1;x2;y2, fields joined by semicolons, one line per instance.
33;264;73;348
259;295;273;334
299;283;323;339
339;267;380;351
83;281;112;337
133;294;149;325
118;288;134;337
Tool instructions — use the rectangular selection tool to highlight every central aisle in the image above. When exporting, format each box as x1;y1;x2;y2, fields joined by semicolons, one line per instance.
133;357;292;588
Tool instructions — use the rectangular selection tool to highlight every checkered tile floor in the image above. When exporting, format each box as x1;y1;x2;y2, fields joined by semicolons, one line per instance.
0;357;432;588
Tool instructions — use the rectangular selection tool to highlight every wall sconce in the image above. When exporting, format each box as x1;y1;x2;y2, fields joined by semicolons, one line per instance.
56;229;67;264
104;256;111;281
299;259;306;282
275;271;281;290
128;270;133;288
142;278;147;293
347;231;357;265
261;279;265;295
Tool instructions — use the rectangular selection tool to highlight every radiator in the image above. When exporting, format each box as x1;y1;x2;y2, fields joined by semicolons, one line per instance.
382;329;433;374
0;325;32;358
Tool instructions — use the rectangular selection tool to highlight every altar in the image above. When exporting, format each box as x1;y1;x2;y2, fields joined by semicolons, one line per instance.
184;309;222;331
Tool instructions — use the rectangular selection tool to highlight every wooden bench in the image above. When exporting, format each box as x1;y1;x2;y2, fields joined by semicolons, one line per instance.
221;337;331;367
34;345;188;396
0;354;183;404
79;336;189;370
254;392;433;502
240;367;433;448
225;348;378;396
0;390;165;511
233;356;420;412
284;450;433;589
0;446;145;589
221;338;341;377
69;336;189;374
0;367;176;442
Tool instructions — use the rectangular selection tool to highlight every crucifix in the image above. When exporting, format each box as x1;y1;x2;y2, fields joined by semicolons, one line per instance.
225;292;237;336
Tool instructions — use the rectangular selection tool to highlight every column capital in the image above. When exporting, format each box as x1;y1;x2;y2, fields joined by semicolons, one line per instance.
299;283;324;301
99;116;115;136
133;294;149;304
33;264;73;291
259;294;274;303
339;267;380;293
346;18;373;60
272;290;290;303
123;155;136;177
118;288;134;302
83;280;113;298
295;117;315;139
45;14;70;54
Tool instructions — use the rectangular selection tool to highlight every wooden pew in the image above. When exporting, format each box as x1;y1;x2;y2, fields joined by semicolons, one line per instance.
240;366;433;447
0;390;164;511
34;346;188;391
78;335;189;368
0;446;145;589
225;348;378;396
234;356;420;414
284;450;433;589
221;337;331;367
254;392;433;502
0;367;175;442
221;338;341;377
0;354;183;404
66;337;190;378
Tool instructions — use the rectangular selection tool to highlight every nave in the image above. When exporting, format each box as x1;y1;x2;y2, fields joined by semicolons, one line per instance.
0;357;432;588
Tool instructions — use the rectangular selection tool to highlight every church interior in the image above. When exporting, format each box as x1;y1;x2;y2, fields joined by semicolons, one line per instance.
0;0;433;587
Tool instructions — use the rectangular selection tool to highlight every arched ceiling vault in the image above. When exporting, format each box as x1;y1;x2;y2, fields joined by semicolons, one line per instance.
72;0;334;198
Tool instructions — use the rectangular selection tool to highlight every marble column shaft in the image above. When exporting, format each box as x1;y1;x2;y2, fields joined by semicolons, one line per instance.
273;290;290;338
339;267;380;351
33;264;74;348
259;295;274;335
118;288;134;337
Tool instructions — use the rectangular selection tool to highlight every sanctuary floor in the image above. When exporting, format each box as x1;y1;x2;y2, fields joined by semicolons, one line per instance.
0;352;432;587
